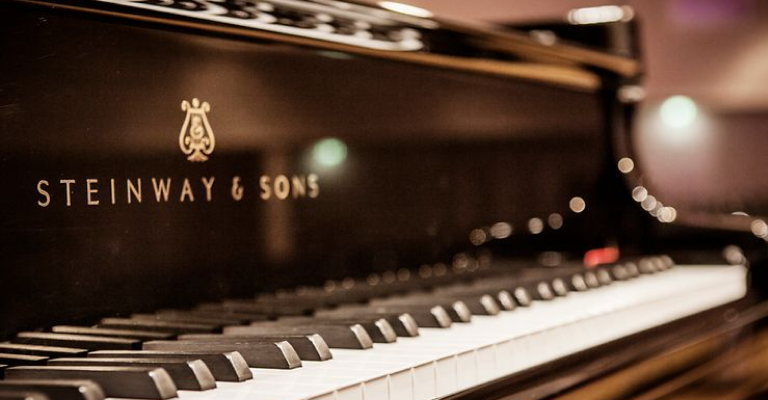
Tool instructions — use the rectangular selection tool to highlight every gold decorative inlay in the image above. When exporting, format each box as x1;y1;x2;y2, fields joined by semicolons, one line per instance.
179;98;215;162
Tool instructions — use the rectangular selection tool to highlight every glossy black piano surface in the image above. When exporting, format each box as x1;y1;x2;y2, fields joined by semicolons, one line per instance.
1;1;768;399
0;0;631;336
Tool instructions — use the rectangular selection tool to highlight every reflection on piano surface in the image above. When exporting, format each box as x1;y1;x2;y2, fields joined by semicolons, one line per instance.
1;1;768;399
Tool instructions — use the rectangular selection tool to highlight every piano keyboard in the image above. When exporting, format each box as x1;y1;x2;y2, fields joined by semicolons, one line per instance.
0;262;748;400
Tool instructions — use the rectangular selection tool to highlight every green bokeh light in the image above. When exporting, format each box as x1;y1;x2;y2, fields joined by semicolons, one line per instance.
312;137;348;167
660;95;697;128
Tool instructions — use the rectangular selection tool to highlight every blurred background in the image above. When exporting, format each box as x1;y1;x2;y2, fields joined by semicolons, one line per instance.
364;0;768;217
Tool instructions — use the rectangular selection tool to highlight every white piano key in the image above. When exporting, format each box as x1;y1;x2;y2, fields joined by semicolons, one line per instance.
388;368;413;400
476;344;498;381
335;384;363;400
363;375;388;400
412;362;436;400
176;380;324;400
434;356;457;397
308;393;336;400
455;351;477;391
495;337;517;375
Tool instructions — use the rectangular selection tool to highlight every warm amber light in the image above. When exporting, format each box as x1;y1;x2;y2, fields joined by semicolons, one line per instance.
548;213;563;229
658;206;677;223
469;228;487;245
751;220;768;238
641;195;657;211
569;197;586;213
490;222;512;239
527;218;544;234
632;186;648;202
617;157;635;174
378;1;433;18
567;5;634;25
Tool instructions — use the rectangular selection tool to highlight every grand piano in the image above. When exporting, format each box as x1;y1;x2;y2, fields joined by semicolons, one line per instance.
2;1;768;399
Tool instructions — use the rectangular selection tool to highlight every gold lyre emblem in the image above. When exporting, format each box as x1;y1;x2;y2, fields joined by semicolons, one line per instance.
179;98;215;162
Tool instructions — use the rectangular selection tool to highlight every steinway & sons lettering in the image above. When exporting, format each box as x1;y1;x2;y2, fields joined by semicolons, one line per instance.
35;174;319;207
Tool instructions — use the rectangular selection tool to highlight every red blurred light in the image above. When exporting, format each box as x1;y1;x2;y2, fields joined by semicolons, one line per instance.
584;247;620;268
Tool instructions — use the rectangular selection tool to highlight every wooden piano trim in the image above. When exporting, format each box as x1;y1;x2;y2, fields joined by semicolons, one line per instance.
7;0;635;91
443;295;768;400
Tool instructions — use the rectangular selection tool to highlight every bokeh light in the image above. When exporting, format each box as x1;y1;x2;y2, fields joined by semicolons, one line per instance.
312;137;348;167
660;95;698;128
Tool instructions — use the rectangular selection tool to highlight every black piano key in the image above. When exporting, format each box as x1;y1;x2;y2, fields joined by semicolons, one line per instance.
654;256;669;271
88;350;252;382
0;344;87;358
271;318;398;344
51;326;175;341
251;296;346;308
143;340;301;369
12;333;140;351
531;281;555;301
253;296;334;309
656;256;672;271
223;324;373;350
584;271;602;287
0;354;48;366
436;287;515;312
440;294;502;315
430;282;509;311
610;264;630;281
363;305;453;328
511;287;533;306
47;358;216;391
568;273;589;292
314;311;421;337
98;318;218;334
466;275;554;304
4;366;177;400
132;313;234;327
339;318;397;343
179;333;332;361
650;257;667;272
154;309;252;325
371;299;472;322
638;258;657;274
197;301;313;317
261;288;374;306
551;278;569;297
596;268;613;285
0;390;49;400
264;281;418;304
659;255;675;269
625;262;641;278
495;290;517;311
375;312;420;337
0;365;5;379
0;380;105;400
435;301;472;322
157;309;271;323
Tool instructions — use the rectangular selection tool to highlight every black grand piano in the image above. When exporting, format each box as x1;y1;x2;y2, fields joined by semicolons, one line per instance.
2;1;768;399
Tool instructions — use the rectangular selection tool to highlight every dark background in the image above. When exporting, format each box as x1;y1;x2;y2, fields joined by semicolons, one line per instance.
367;0;768;217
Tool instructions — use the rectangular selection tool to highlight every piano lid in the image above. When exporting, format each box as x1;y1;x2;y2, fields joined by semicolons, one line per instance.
15;0;640;88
